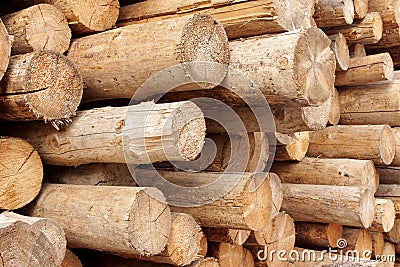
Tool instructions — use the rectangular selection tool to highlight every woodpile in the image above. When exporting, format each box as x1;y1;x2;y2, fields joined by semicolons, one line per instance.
2;0;400;266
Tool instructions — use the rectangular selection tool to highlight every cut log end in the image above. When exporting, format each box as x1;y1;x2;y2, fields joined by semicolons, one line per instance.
0;19;11;80
361;189;377;228
371;12;384;43
380;125;396;165
372;199;396;233
354;0;368;19
331;33;350;71
273;0;315;30
344;0;356;24
327;223;343;248
24;51;83;123
295;27;335;106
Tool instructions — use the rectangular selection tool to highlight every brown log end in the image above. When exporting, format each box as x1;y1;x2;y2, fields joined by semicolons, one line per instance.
356;229;373;258
327;223;343;248
275;131;310;161
380;125;396;165
273;0;315;31
213;243;254;267
203;228;251;246
372;199;396;233
61;249;82;267
379;242;395;267
0;137;43;210
0;19;11;81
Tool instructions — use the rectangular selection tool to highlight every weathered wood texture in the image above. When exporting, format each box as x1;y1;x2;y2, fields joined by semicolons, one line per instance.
341;227;373;258
307;125;396;166
314;0;354;27
350;43;367;58
61;249;82;267
67;14;229;102
0;18;11;81
295;223;342;248
0;51;83;125
369;231;384;258
328;88;341;126
367;0;400;29
203;228;251;246
389;128;400;167
0;137;43;210
330;33;350;70
26;184;171;256
275;132;309;162
378;167;400;184
2;4;71;54
354;0;368;19
208;242;254;267
369;198;396;232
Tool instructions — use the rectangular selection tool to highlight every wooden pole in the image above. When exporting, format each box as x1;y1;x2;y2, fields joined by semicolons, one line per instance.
2;4;71;54
1;102;206;166
208;242;254;267
330;33;350;71
203;228;251;246
275;132;309;162
295;223;343;248
314;0;355;27
0;137;43;210
307;125;396;166
342;227;373;259
26;184;172;256
281;184;376;228
67;14;229;102
0;51;83;125
369;199;396;232
0;18;11;81
62;249;82;267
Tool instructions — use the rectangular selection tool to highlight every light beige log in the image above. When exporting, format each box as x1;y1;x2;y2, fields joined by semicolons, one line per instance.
377;242;396;267
275;132;309;161
335;53;394;86
0;51;83;124
2;102;206;166
208;243;254;267
378;167;400;184
313;0;354;27
0;214;60;266
281;183;375;228
350;43;367;58
367;27;400;50
118;0;315;39
67;14;229;102
369;199;396;232
0;18;11;81
0;137;43;210
26;184;171;256
328;88;341;125
354;0;368;18
307;125;396;165
368;0;400;29
203;228;251;246
295;223;342;248
342;228;373;259
272;157;378;192
370;231;385;258
2;4;71;54
330;33;350;71
61;249;82;267
389;128;400;167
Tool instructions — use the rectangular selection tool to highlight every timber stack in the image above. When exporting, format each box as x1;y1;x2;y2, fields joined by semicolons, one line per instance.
1;0;400;266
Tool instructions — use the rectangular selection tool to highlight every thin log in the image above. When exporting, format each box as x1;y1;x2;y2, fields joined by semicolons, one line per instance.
314;0;355;27
369;199;396;232
330;33;350;70
378;167;400;184
0;18;11;81
342;227;373;259
275;132;309;162
203;228;251;246
377;242;396;266
328;88;341;125
295;223;343;248
2;4;71;54
208;242;254;267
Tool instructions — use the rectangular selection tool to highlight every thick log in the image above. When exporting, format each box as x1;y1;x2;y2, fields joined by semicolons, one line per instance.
335;53;394;87
295;223;342;248
307;125;396;165
275;132;309;162
208;243;254;267
203;228;251;246
328;88;341;125
313;0;354;27
330;33;350;71
2;4;71;54
350;43;367;58
369;199;396;232
367;0;400;29
1;102;206;166
0;214;60;266
354;0;368;19
0;19;11;81
272;157;378;191
342;227;373;259
0;137;43;210
67;14;229;102
26;184;171;256
118;0;315;39
281;183;376;228
324;12;383;45
369;231;384;258
62;249;82;267
378;167;400;184
0;51;83;125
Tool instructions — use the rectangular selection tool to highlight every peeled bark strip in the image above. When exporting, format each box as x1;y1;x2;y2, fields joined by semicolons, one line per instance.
228;27;335;106
208;243;254;267
1;102;206;166
324;12;383;44
67;14;229;102
335;53;394;86
281;184;375;228
370;231;384;258
2;211;66;266
295;223;342;248
0;19;11;81
0;51;83;125
61;249;82;267
330;33;350;71
369;199;396;232
367;0;400;29
0;214;60;266
275;132;309;162
354;0;368;19
2;4;71;54
307;125;396;166
378;167;400;184
0;137;43;210
342;228;373;259
118;0;315;39
26;184;171;256
203;228;251;246
328;88;341;125
314;0;354;27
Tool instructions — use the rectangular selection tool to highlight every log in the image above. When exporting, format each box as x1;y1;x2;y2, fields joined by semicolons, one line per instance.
62;249;82;267
0;18;11;81
272;157;378;191
0;214;60;266
188;258;220;267
342;227;373;259
0;51;83;125
330;33;350;71
389;128;400;167
386;218;400;243
354;0;368;19
313;0;354;27
367;27;400;50
367;0;400;29
335;53;394;87
203;228;251;246
281;183;376;228
350;43;367;58
275;132;309;162
328;88;341;126
1;102;206;166
295;223;343;248
118;0;315;39
0;137;43;210
369;199;396;232
369;231;385;258
2;4;71;54
378;242;396;266
307;125;396;166
66;14;229;102
378;167;400;184
26;184;171;256
208;243;254;267
324;12;383;45
10;0;120;35
375;185;400;197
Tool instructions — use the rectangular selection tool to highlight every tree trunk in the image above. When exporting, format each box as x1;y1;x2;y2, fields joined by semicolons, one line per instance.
275;132;309;162
117;0;315;40
272;158;378;191
26;184;171;256
281;183;376;228
353;0;368;19
2;4;71;54
335;53;394;86
369;199;396;232
208;243;254;267
0;51;83;125
314;0;354;27
0;18;11;81
0;137;43;210
378;167;400;184
203;228;251;246
295;223;343;248
330;33;350;70
367;0;400;29
342;227;373;259
307;125;396;166
61;249;82;267
1;102;206;166
369;231;384;259
66;14;229;102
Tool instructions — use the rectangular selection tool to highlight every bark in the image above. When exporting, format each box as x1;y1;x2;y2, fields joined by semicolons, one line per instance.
389;128;400;167
275;132;309;162
295;223;343;248
203;228;251;246
314;0;354;27
330;33;350;71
